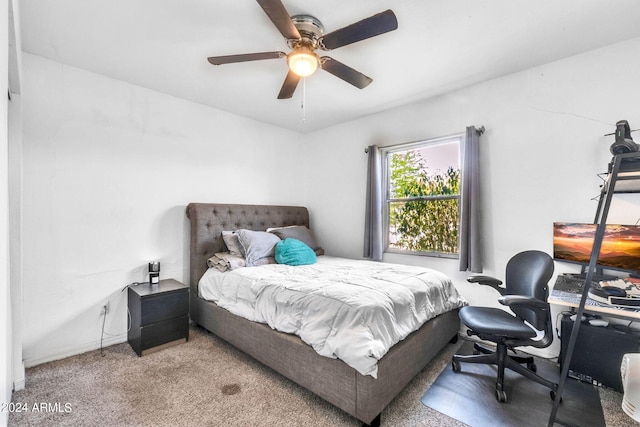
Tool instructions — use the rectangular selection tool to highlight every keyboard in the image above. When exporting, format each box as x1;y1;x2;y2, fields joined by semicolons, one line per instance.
553;275;597;294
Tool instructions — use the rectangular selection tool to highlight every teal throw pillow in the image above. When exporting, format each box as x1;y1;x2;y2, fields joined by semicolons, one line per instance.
275;238;317;266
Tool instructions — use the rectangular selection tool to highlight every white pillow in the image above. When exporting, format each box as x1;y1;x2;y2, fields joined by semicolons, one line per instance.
236;229;281;266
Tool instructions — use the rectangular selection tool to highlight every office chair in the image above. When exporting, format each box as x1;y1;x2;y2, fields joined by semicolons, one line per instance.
452;250;558;403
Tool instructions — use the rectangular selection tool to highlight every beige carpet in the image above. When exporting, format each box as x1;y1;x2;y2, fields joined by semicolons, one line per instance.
9;326;635;426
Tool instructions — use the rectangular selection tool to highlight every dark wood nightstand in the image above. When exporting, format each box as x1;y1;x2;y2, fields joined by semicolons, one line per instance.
127;278;189;356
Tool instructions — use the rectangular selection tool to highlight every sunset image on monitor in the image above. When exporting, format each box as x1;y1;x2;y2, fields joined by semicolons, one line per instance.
553;223;640;272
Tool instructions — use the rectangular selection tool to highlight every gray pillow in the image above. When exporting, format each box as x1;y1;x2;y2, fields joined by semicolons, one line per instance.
222;230;243;256
268;225;324;255
237;229;281;266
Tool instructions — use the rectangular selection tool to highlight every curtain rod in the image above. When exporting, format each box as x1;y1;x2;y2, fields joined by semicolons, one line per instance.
364;125;485;153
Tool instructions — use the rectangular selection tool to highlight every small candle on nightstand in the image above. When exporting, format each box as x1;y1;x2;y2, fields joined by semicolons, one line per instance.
148;261;160;285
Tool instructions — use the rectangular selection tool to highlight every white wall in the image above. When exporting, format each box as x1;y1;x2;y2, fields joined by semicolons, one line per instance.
2;1;12;424
304;37;640;357
20;54;307;366
19;36;640;366
8;93;24;393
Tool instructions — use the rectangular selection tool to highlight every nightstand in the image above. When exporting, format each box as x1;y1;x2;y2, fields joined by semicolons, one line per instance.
127;278;189;356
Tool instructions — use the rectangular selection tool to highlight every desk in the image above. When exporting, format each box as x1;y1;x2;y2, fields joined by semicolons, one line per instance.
548;274;640;320
550;274;640;392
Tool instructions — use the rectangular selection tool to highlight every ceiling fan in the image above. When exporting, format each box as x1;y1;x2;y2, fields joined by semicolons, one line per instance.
207;0;398;99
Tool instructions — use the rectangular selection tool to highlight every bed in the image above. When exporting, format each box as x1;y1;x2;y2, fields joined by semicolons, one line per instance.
186;202;463;426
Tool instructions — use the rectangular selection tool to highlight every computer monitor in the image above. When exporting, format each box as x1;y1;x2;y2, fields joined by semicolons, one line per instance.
553;222;640;276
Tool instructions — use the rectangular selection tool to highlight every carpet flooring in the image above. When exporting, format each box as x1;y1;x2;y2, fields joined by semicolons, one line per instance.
8;326;636;426
421;341;604;427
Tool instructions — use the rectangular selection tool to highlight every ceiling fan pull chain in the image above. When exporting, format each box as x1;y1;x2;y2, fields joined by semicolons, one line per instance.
301;77;306;122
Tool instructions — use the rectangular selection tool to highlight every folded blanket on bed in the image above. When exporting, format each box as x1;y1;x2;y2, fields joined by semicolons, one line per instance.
199;256;466;377
206;253;246;272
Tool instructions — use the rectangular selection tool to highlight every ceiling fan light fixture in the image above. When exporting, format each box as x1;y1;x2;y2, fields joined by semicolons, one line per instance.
287;48;319;77
207;1;399;99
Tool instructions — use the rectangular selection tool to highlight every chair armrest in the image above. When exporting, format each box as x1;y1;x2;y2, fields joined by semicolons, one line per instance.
467;275;506;295
498;295;548;310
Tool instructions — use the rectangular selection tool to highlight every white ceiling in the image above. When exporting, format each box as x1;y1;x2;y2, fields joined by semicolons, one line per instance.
18;0;640;133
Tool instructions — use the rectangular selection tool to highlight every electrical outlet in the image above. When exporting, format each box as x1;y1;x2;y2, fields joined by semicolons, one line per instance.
101;302;110;316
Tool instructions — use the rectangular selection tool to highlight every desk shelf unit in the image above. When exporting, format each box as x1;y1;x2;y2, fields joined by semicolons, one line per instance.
549;152;640;426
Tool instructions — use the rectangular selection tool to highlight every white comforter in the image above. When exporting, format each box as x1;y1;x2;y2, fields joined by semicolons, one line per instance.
198;256;466;377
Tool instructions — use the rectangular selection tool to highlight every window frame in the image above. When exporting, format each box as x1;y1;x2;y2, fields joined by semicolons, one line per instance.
381;133;464;258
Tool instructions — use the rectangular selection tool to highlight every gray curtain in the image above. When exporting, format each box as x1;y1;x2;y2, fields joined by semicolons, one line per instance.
363;145;384;261
459;126;483;272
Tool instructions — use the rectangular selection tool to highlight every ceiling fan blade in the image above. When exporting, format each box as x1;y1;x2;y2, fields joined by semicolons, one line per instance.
256;0;301;40
207;51;286;65
319;9;398;50
277;70;300;99
320;57;372;89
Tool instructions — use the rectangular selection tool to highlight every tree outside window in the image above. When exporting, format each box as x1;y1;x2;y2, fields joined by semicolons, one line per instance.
385;137;461;256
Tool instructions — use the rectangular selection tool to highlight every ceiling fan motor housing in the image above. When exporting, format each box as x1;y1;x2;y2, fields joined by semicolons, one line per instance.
289;15;324;49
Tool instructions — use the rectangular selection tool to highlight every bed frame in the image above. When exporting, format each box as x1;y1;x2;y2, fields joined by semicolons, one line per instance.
186;203;460;426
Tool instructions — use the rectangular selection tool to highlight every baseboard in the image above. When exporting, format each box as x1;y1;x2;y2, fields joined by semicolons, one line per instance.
24;334;128;368
13;378;25;392
13;361;25;391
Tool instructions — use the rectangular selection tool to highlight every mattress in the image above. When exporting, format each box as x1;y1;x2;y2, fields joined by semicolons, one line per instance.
198;256;466;377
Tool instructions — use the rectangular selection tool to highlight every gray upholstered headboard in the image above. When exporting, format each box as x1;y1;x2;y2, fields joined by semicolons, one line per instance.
186;203;310;293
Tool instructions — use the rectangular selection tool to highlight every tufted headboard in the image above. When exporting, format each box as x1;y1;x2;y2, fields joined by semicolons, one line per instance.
186;203;310;296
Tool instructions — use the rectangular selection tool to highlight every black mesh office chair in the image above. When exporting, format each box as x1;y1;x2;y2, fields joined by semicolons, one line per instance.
451;250;558;403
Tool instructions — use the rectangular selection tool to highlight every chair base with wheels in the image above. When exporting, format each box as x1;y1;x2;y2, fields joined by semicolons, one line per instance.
452;339;558;403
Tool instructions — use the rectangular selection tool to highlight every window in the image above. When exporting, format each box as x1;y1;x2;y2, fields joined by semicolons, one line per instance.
383;134;462;257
